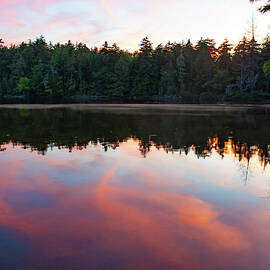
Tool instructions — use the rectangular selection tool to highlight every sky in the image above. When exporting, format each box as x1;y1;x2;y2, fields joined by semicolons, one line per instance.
1;0;270;51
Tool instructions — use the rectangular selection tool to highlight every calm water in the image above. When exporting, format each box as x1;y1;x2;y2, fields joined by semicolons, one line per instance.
0;105;270;270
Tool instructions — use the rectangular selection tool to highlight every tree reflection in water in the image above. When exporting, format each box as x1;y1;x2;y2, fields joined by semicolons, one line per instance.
0;106;270;269
0;105;269;172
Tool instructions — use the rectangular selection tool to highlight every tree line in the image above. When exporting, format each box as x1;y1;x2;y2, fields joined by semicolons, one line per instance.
0;35;270;103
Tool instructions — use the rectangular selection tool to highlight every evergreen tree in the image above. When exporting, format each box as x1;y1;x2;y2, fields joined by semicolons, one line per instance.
139;37;153;55
0;35;270;103
193;38;216;93
217;39;232;71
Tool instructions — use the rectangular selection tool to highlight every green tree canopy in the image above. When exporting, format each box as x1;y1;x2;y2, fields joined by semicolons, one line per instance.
1;35;270;103
18;77;31;93
263;60;270;75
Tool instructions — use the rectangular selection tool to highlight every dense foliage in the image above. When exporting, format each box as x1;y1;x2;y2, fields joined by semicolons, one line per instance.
0;35;270;103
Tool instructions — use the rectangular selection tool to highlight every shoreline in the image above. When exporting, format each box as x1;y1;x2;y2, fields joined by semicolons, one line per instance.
1;103;270;111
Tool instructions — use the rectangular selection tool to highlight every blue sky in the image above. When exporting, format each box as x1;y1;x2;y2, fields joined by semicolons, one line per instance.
1;0;270;50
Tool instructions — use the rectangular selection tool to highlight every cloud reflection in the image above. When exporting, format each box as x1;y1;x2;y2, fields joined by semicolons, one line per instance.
0;139;270;269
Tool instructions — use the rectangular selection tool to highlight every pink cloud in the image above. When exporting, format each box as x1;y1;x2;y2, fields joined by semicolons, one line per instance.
2;14;80;45
29;0;67;12
0;0;106;46
0;8;25;27
0;0;69;28
0;0;24;6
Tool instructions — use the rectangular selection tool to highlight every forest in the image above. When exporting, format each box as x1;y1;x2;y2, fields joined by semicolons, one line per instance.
0;35;270;103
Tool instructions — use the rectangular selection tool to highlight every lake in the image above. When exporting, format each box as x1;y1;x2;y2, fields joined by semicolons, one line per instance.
0;104;270;270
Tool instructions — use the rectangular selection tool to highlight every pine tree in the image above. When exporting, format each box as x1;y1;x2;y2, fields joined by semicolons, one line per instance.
217;39;232;71
139;37;153;55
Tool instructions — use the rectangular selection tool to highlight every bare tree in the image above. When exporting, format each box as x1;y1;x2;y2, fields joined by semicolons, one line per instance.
250;0;270;13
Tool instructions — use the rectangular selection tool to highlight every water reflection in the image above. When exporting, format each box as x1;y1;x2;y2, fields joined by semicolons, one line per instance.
0;106;270;173
0;106;270;269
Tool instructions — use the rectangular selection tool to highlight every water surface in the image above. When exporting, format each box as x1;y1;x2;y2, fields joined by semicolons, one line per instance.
0;105;270;270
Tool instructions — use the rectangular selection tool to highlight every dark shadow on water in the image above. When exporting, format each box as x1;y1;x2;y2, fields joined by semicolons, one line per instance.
0;106;269;167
